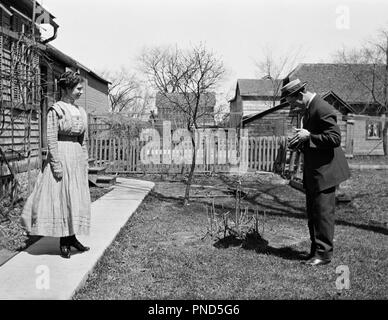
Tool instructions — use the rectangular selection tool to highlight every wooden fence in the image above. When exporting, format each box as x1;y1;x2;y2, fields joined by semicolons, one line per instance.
88;135;288;174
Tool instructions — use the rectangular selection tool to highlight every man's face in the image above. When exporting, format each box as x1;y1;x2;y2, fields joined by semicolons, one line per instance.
286;92;305;111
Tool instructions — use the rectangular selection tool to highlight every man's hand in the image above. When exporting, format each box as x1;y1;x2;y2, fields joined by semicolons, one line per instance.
288;128;310;149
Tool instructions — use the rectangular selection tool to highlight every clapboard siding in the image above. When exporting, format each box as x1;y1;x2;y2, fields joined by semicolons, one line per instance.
0;121;40;129
0;118;39;126
0;121;39;129
0;27;42;176
0;156;41;177
0;136;40;144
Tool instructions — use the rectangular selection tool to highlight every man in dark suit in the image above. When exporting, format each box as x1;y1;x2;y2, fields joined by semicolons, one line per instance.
281;79;350;266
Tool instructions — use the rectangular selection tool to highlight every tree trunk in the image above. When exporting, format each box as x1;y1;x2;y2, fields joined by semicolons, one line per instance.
383;118;388;156
184;130;196;205
27;109;32;195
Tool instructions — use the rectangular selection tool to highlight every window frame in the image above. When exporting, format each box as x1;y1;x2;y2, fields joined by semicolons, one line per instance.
366;120;382;140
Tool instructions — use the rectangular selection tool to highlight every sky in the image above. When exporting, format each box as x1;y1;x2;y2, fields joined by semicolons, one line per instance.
40;0;388;100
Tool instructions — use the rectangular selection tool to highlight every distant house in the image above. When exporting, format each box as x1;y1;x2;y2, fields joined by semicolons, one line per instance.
241;91;356;154
342;113;386;156
155;92;216;133
241;102;291;137
282;63;387;156
284;63;386;116
240;87;386;156
44;44;110;115
229;78;282;128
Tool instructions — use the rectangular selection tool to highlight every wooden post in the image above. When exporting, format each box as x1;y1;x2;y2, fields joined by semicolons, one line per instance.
126;138;130;171
131;141;134;172
109;138;113;170
98;139;102;167
258;137;262;171
249;138;253;170
266;138;270;171
104;139;108;165
345;118;355;157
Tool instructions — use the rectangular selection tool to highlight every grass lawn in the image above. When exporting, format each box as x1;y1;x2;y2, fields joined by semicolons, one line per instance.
74;170;388;300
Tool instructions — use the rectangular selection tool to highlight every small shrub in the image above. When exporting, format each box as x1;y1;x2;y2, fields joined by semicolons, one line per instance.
203;190;269;251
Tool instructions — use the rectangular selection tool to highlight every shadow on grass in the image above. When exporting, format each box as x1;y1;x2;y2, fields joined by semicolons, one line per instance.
150;189;388;236
213;235;243;248
216;176;388;234
213;232;308;261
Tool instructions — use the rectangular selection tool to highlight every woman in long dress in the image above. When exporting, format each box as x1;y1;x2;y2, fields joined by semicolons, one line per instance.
21;71;91;259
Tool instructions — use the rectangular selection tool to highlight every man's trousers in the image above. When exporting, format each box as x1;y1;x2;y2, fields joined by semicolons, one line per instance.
306;186;336;260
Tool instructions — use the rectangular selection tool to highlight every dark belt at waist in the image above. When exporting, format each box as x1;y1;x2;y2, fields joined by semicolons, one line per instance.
58;135;80;142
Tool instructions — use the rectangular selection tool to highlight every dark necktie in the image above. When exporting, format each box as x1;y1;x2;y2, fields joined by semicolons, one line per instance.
302;108;310;128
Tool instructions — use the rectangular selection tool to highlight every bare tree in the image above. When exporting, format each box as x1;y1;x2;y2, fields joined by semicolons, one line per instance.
138;46;181;94
214;100;230;126
139;43;226;205
102;69;151;116
333;27;388;154
254;44;305;107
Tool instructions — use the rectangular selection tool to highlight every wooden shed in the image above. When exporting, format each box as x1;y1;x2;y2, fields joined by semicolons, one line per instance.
241;91;354;153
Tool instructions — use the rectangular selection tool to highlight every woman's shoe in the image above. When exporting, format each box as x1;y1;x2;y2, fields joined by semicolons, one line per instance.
69;235;90;252
59;237;71;259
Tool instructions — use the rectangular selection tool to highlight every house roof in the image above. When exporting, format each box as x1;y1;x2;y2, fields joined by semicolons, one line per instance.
242;102;289;125
46;45;111;85
286;63;386;105
321;91;356;114
242;90;355;125
2;0;58;28
229;79;282;101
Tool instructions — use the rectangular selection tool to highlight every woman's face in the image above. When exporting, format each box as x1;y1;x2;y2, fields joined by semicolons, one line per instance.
66;83;84;100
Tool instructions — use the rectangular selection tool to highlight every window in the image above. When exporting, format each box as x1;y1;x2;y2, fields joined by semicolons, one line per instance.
366;121;381;140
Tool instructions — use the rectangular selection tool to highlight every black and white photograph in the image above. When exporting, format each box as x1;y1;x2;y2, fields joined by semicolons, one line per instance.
0;0;387;306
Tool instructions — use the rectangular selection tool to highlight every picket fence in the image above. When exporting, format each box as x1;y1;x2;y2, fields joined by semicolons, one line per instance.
88;135;288;174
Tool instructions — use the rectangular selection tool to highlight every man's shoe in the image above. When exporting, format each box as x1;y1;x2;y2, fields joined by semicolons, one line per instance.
301;252;315;261
304;257;331;266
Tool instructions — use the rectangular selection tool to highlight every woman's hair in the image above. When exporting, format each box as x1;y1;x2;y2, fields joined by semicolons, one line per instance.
57;71;83;90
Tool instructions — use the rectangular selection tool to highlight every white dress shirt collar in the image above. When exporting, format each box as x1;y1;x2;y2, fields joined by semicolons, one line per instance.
306;93;316;109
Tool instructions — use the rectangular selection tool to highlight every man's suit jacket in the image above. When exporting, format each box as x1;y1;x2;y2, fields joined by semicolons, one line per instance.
302;95;350;193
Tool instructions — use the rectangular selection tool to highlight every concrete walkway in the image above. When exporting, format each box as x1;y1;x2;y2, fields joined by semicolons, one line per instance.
0;178;154;300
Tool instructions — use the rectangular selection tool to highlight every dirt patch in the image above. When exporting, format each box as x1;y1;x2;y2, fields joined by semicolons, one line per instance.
263;225;309;249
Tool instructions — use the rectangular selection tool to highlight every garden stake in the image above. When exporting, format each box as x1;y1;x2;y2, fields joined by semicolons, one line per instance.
262;210;266;236
255;208;259;234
